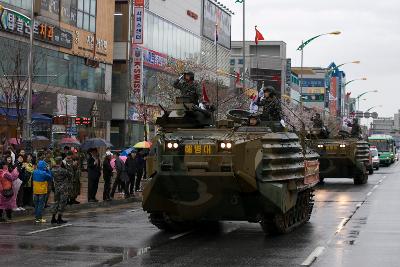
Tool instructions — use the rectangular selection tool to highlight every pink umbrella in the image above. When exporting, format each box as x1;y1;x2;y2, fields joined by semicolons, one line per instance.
8;138;21;145
110;156;127;169
59;137;81;146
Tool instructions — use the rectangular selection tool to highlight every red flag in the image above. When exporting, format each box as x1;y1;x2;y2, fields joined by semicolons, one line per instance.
202;81;210;103
255;26;264;45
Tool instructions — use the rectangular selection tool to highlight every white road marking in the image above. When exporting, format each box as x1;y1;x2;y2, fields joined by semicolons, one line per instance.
356;202;362;208
378;179;383;184
366;192;372;197
301;246;326;266
169;231;193;240
26;223;72;235
372;185;379;191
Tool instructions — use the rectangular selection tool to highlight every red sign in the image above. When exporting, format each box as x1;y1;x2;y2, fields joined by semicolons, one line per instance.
187;10;198;20
135;0;144;7
75;117;91;126
329;77;337;116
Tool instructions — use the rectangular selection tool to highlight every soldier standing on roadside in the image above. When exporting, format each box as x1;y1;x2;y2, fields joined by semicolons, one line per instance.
51;157;71;224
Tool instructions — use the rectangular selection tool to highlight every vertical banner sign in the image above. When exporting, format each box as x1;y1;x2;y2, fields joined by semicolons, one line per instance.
132;46;143;103
133;6;144;44
329;77;338;116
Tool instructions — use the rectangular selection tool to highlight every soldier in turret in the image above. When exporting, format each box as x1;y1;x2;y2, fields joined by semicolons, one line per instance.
256;86;282;122
351;118;362;138
173;71;200;104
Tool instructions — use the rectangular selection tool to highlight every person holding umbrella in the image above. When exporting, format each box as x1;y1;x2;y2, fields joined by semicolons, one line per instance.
111;152;129;199
87;148;101;202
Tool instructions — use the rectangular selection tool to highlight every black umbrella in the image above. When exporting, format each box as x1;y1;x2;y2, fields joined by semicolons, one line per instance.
81;138;113;151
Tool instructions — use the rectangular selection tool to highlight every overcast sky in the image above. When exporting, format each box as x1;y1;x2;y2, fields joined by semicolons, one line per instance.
219;0;399;118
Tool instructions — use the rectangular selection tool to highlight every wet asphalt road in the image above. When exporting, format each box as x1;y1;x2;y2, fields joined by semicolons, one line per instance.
1;162;399;267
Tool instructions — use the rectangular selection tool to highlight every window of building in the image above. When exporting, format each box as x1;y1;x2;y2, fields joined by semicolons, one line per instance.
76;0;96;32
1;0;32;11
238;59;244;65
230;59;235;66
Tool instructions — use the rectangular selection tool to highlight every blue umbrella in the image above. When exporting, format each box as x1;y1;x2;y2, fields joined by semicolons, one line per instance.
121;147;137;156
81;138;113;151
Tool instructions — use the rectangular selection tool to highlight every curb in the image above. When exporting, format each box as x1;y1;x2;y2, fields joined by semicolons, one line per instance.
10;197;142;219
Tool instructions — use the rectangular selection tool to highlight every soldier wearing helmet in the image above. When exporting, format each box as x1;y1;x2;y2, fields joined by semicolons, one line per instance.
256;85;282;122
173;71;200;104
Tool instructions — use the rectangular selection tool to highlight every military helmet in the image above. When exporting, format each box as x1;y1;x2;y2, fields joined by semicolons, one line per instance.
184;71;195;81
263;86;277;96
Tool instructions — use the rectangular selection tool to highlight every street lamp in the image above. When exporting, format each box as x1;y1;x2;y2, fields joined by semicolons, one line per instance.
297;31;341;105
327;61;361;75
345;77;367;86
354;90;378;110
365;105;382;113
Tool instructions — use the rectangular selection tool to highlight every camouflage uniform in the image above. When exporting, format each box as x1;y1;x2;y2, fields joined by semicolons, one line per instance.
63;160;80;200
173;74;200;104
51;166;72;215
257;96;282;122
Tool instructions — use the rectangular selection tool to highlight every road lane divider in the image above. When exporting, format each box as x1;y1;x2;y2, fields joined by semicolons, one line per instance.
301;246;325;266
26;223;72;235
169;231;193;240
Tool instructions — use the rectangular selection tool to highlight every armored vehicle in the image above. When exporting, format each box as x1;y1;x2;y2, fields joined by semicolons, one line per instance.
307;129;369;185
143;97;320;234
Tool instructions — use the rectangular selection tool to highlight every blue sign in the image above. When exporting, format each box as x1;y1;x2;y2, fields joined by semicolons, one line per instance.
66;126;77;135
301;78;325;88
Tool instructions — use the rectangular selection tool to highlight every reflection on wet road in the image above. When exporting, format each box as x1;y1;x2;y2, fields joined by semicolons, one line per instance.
0;162;398;266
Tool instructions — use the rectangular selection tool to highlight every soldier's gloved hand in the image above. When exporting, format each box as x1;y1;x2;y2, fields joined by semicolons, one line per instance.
178;74;184;80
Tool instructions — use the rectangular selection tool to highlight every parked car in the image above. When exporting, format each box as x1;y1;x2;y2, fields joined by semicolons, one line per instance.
370;147;380;170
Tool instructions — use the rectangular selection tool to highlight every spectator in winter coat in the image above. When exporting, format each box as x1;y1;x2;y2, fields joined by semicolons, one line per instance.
135;151;146;192
32;160;52;223
125;151;137;195
23;154;35;207
111;152;129;198
102;151;113;201
0;165;19;221
15;155;27;211
87;149;101;202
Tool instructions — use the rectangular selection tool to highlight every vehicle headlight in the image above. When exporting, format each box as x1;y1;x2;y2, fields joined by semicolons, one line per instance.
317;144;324;148
173;142;179;149
167;142;173;149
220;142;226;149
226;142;232;149
340;144;346;148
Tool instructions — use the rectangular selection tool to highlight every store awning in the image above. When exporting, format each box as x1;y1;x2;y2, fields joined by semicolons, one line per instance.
0;108;52;122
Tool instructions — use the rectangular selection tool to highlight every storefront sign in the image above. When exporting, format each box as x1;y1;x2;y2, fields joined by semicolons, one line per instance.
0;6;72;49
303;87;325;94
72;29;110;62
202;0;231;49
301;78;325;88
132;47;143;102
135;0;145;7
133;6;144;44
143;48;168;70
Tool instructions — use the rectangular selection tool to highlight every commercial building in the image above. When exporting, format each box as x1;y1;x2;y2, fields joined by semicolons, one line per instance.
111;0;232;148
230;41;288;94
292;63;346;117
370;117;395;135
0;0;114;143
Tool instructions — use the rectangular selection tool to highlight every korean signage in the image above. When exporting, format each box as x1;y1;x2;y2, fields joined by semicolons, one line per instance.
301;78;325;88
70;29;110;63
329;77;338;116
202;0;231;49
303;87;325;94
0;6;73;49
135;0;145;7
133;6;144;44
131;46;143;102
143;48;168;70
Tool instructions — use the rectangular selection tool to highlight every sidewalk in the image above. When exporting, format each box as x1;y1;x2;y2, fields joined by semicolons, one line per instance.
315;164;400;267
11;172;143;219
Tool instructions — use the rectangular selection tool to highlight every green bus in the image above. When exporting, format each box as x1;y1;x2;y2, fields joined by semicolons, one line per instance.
368;134;397;166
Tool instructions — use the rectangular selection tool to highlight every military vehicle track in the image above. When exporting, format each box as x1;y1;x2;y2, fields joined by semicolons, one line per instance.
260;189;314;234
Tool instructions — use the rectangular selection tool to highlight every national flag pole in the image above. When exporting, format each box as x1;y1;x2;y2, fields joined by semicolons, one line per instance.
215;23;219;117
